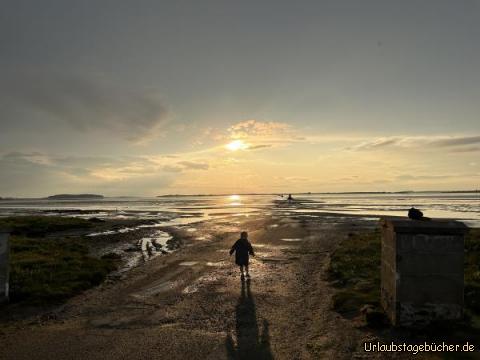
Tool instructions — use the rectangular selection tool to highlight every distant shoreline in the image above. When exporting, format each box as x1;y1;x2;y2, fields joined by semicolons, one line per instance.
46;194;104;200
156;190;480;197
0;190;478;200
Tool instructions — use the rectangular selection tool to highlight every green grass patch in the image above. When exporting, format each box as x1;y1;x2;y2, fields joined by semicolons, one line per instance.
8;236;117;304
464;228;480;315
0;216;92;237
328;230;381;318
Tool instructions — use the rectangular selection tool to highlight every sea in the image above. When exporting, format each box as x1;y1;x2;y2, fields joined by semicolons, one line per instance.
0;192;479;227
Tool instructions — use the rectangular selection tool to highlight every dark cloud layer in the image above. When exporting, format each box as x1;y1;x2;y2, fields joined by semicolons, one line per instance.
431;136;480;148
1;70;169;143
350;135;480;152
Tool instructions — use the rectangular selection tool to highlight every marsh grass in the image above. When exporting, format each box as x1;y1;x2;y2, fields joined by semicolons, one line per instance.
0;216;117;305
9;236;117;304
328;229;381;318
0;216;92;237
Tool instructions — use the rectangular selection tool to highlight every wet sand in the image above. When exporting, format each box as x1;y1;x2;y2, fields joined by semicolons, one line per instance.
0;213;383;359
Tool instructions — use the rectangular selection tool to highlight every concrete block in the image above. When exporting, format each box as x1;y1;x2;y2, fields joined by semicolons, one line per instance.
0;232;10;302
380;217;468;327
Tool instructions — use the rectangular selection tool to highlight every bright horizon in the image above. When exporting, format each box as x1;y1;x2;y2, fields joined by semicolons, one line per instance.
2;189;480;199
1;1;479;197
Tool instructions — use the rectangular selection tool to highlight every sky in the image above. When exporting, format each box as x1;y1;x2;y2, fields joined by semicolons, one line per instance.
0;0;479;197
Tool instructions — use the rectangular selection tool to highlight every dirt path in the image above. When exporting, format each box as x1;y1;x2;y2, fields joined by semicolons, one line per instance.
0;215;374;359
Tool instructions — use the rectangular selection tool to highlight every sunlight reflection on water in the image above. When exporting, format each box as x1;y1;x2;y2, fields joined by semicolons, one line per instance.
0;192;478;226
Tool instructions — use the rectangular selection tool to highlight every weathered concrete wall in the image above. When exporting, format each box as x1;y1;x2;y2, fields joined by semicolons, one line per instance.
380;217;467;327
381;223;397;325
0;232;9;302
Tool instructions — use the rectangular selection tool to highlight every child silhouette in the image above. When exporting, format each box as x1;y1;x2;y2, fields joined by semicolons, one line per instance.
230;231;255;279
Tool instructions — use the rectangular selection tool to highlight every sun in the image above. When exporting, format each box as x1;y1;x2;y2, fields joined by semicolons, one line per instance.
225;139;248;151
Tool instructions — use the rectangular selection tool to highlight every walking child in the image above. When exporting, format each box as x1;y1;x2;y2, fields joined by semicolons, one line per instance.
230;231;255;279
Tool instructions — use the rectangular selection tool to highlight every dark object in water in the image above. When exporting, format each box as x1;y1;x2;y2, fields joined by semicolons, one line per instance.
408;207;424;220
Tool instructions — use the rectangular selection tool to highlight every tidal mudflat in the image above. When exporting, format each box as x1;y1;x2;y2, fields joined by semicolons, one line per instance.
0;194;478;359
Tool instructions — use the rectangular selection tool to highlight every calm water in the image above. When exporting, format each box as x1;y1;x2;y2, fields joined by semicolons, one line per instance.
0;192;478;227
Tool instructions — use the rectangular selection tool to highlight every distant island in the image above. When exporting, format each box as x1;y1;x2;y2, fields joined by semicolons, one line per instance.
46;194;104;200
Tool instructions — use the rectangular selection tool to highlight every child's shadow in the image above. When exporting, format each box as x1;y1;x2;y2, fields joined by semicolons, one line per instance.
226;279;273;359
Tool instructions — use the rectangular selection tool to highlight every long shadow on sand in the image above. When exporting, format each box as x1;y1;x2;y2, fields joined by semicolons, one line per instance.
226;278;273;359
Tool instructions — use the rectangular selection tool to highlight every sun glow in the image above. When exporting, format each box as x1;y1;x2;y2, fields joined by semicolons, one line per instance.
228;194;242;206
225;139;248;151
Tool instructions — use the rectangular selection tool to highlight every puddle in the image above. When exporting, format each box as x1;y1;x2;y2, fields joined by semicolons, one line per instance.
134;268;186;297
136;223;163;228
182;273;219;294
167;216;205;226
182;284;199;294
206;261;226;267
87;222;164;237
199;273;218;282
133;280;178;298
137;230;173;261
179;261;198;266
281;238;303;242
87;230;117;237
260;257;285;263
252;243;293;250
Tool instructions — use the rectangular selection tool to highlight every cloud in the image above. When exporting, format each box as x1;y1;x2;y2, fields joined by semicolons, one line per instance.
0;152;64;196
276;176;310;182
0;149;214;197
178;161;209;170
248;144;272;150
350;138;402;151
395;173;480;182
431;136;480;147
192;120;307;152
2;151;52;165
162;161;210;172
348;135;480;152
336;175;360;182
162;165;183;173
1;69;169;143
228;120;294;139
396;174;453;181
203;119;305;150
448;146;480;153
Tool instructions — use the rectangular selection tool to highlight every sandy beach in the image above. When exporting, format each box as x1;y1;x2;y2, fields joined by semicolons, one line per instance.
0;211;385;359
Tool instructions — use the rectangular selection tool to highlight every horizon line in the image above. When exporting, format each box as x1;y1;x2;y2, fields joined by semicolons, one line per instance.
1;189;479;200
